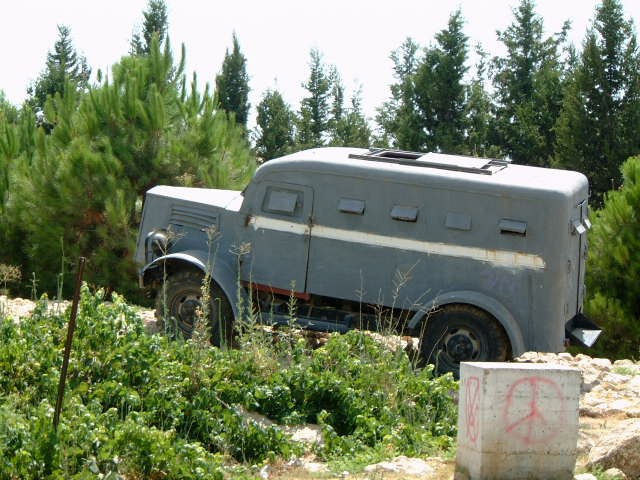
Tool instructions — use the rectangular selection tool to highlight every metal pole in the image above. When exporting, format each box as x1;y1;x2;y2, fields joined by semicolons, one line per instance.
53;256;86;432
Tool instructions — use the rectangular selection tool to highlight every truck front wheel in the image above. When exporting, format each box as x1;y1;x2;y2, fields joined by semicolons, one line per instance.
155;270;234;347
419;304;509;377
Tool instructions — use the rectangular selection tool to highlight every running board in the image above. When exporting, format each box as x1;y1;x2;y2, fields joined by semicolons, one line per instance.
269;313;352;333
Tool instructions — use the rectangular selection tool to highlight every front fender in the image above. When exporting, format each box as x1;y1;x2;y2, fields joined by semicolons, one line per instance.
140;250;246;320
408;290;526;356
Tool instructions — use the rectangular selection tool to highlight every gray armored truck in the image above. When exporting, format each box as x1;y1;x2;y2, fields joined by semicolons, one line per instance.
135;147;600;374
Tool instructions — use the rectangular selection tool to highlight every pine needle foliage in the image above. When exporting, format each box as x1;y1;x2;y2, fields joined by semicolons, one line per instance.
584;156;640;359
27;25;91;116
254;88;296;161
554;0;640;205
1;38;253;300
492;0;568;167
130;0;169;56
215;33;250;128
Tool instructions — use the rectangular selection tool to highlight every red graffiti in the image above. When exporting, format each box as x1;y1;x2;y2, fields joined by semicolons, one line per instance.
503;376;565;445
464;376;481;443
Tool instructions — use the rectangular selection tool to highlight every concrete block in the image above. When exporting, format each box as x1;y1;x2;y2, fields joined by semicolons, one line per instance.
456;362;581;480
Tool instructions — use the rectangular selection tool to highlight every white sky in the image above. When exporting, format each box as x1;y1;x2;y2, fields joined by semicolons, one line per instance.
1;0;639;127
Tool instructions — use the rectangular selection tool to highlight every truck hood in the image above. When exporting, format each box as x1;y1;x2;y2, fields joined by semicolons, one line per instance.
146;185;243;210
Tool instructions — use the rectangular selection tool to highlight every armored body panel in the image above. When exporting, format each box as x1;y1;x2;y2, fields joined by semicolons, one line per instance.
136;147;599;373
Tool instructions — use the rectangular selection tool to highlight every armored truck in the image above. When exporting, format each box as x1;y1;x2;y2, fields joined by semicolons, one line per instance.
135;147;600;374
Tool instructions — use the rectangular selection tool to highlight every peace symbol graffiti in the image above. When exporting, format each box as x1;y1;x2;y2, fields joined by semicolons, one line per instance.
503;376;565;445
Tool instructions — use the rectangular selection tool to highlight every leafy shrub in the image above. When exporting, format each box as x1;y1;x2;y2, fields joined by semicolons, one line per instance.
243;330;458;459
0;263;21;294
0;287;458;477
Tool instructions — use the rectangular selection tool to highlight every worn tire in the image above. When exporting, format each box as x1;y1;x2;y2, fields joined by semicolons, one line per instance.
155;270;234;347
419;304;509;377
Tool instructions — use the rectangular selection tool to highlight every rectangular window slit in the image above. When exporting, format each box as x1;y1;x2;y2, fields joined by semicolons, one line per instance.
446;212;471;231
391;205;418;222
263;188;300;216
499;219;527;236
338;198;365;215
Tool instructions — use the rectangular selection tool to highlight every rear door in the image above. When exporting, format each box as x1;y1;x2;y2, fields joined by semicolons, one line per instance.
568;200;589;315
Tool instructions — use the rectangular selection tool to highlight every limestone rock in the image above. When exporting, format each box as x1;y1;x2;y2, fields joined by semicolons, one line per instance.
587;418;640;479
602;467;628;480
574;474;597;480
364;456;434;476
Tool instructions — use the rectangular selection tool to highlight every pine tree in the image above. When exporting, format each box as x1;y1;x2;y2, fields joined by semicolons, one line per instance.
554;0;640;205
130;0;169;55
413;9;469;154
376;38;422;150
297;49;332;148
254;89;296;161
0;95;20;197
0;92;18;125
465;45;501;157
492;0;568;166
0;97;16;203
6;38;253;299
585;155;640;357
215;33;250;127
0;106;41;270
328;67;345;136
27;25;91;114
329;87;371;147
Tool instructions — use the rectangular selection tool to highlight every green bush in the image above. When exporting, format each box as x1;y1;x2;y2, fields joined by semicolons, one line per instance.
242;330;458;459
0;288;458;477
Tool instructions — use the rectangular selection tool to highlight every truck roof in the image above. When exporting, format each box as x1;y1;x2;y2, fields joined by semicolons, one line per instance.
255;147;587;198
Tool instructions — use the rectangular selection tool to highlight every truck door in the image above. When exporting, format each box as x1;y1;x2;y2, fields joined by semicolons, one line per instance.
568;200;589;316
240;182;313;292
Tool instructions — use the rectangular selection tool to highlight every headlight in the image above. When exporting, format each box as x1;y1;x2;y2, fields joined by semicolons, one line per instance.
145;229;170;262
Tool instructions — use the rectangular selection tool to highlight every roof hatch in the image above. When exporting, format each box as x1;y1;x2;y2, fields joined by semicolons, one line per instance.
348;149;510;175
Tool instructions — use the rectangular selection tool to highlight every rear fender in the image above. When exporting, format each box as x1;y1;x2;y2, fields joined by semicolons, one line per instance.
141;250;245;320
408;290;526;357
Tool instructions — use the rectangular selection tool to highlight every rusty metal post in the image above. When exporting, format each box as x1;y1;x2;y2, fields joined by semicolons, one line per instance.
53;256;86;432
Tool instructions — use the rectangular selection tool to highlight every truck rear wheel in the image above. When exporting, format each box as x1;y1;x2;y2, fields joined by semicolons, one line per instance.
419;304;509;377
155;270;234;347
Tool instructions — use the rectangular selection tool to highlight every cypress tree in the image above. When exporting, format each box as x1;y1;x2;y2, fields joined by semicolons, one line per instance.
414;9;469;154
215;33;250;127
328;67;345;136
376;38;422;150
329;87;371;147
297;49;332;148
254;89;296;161
130;0;169;56
492;0;568;166
554;0;640;205
465;46;501;157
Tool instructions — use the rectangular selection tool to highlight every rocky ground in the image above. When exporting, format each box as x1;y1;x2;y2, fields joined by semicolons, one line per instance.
1;296;639;479
515;352;640;480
